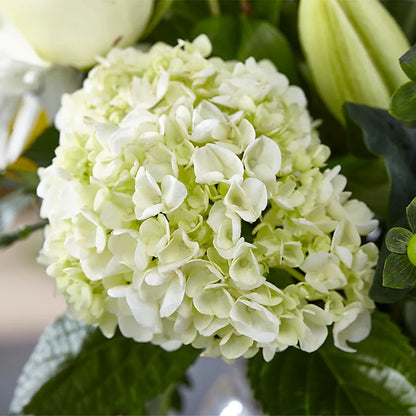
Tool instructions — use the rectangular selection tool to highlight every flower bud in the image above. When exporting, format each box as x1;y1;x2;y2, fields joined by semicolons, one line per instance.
299;0;410;123
0;0;154;69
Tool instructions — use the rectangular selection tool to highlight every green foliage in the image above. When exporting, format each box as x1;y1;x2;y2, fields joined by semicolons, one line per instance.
383;199;416;290
238;17;298;83
0;219;47;248
13;316;199;415
386;227;413;254
344;104;416;301
11;316;94;414
142;0;175;38
22;126;59;168
191;15;239;60
345;104;416;226
191;15;297;83
391;45;416;121
330;154;389;218
247;312;416;415
400;45;416;81
391;81;416;122
250;0;282;26
384;252;416;288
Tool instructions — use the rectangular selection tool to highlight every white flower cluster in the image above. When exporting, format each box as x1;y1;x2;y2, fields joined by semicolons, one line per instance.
38;36;378;361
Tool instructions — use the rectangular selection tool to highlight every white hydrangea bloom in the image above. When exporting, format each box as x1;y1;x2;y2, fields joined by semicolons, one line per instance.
38;36;378;361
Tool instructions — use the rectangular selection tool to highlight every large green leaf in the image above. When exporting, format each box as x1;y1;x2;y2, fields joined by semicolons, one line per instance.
238;17;298;84
344;104;416;302
191;16;297;83
14;315;200;415
191;15;239;60
247;312;416;415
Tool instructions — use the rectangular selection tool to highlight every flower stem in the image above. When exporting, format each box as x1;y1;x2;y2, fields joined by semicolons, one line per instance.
0;219;48;248
282;266;305;282
207;0;220;16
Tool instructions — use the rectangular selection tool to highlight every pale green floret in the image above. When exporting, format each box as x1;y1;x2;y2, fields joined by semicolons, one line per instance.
38;35;378;361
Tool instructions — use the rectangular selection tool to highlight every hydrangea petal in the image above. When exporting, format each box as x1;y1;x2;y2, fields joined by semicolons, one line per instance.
193;143;243;184
243;135;281;182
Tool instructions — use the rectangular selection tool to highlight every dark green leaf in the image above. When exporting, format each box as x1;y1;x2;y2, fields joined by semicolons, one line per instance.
191;16;240;60
407;197;416;232
331;154;389;218
142;0;175;38
146;378;187;415
344;104;416;226
384;253;416;289
248;312;416;415
386;227;413;254
266;267;295;289
400;45;416;81
22;319;200;415
10;316;94;414
250;0;282;26
390;81;416;122
238;17;298;84
22;126;59;168
145;0;209;45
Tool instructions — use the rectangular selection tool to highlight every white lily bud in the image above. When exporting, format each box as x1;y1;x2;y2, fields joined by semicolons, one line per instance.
0;0;154;68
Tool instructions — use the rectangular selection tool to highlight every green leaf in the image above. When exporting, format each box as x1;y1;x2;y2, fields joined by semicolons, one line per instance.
407;197;416;233
22;126;59;168
250;0;282;26
330;154;389;218
384;253;416;289
400;45;416;81
10;316;94;414
370;228;412;303
191;15;240;60
390;81;416;122
247;312;416;415
344;104;416;226
21;318;200;415
142;0;174;38
238;17;298;84
386;227;413;254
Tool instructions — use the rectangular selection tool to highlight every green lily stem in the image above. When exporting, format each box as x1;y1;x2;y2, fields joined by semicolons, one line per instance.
207;0;220;16
0;219;48;248
282;266;305;282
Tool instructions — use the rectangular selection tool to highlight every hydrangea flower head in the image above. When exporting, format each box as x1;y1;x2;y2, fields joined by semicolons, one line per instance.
38;36;378;360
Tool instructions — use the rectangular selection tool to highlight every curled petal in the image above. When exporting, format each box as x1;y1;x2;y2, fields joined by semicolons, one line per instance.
243;135;281;182
193;143;243;184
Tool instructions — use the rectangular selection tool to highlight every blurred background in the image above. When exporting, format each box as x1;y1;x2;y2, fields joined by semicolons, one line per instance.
0;201;65;413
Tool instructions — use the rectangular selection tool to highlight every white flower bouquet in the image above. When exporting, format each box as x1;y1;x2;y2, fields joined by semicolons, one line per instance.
2;0;416;414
